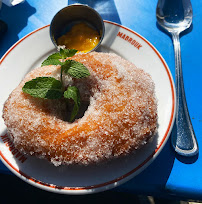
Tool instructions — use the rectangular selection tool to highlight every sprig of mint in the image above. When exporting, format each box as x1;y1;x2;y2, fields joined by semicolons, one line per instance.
22;48;90;122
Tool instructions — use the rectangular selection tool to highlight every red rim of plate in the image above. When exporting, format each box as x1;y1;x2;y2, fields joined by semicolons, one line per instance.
0;20;176;193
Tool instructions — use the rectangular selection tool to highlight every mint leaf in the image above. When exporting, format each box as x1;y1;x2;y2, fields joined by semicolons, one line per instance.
41;59;64;67
41;49;77;66
46;52;62;60
64;86;80;122
59;48;66;59
61;60;72;72
60;60;72;87
22;77;63;99
64;49;77;57
60;48;77;58
63;60;90;78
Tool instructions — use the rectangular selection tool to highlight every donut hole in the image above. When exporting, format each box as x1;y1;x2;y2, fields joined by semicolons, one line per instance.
66;100;90;122
65;76;100;122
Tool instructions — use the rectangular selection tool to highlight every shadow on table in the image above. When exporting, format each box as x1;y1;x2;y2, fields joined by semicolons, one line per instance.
0;1;36;57
0;172;187;204
68;0;121;24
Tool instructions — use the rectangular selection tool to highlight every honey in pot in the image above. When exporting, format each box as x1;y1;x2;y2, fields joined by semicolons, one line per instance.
57;22;100;53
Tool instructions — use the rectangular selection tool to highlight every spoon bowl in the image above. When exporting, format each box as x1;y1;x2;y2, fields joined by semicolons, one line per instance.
156;0;193;33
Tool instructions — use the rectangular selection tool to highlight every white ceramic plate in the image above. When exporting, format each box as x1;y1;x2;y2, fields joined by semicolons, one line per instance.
0;21;176;194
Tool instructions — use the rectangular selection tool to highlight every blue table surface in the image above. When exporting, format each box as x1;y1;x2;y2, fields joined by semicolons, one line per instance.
0;0;202;200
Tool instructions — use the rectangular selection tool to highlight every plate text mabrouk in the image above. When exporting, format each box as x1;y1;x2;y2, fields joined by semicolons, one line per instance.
117;32;142;50
1;134;27;163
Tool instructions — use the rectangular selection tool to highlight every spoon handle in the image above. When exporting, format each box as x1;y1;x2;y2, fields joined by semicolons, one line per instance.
172;32;198;156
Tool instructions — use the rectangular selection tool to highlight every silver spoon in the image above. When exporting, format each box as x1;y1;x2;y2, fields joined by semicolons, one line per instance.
156;0;198;156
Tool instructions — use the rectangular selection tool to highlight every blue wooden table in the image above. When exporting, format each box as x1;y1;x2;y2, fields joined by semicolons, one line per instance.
0;0;202;200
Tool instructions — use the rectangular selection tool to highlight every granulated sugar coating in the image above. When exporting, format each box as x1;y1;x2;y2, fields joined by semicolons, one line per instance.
2;52;157;166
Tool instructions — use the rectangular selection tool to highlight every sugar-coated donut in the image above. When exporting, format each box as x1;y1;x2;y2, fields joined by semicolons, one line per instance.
3;52;157;166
